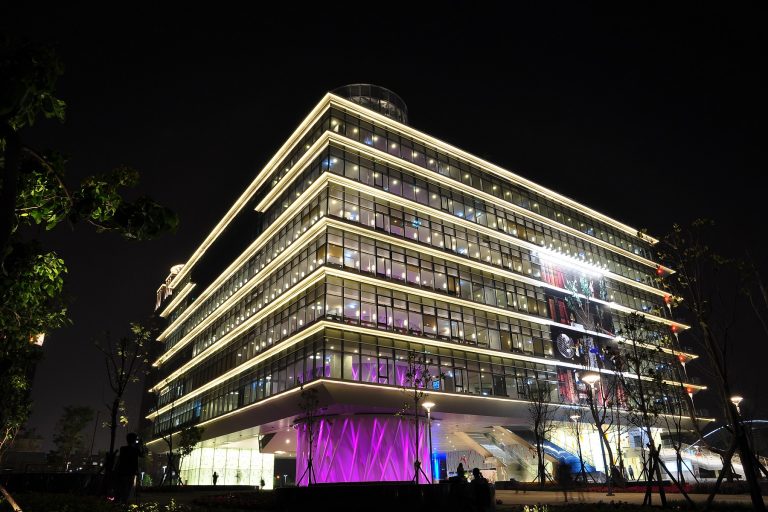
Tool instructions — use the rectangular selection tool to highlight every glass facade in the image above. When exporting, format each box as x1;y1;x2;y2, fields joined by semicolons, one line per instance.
149;89;698;485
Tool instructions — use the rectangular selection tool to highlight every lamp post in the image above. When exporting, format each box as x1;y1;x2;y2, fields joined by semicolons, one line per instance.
422;401;436;483
570;414;588;484
580;371;613;496
731;395;743;415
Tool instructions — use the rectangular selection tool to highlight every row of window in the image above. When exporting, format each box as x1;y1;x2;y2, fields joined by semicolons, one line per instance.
162;191;328;353
153;328;686;437
259;106;653;260
158;266;677;409
154;330;559;435
164;143;669;358
318;146;660;288
157;236;327;384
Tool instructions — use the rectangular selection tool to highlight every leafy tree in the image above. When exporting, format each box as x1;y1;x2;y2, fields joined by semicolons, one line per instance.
96;323;152;486
657;220;765;511
0;34;177;500
175;425;203;475
159;422;203;486
50;405;94;466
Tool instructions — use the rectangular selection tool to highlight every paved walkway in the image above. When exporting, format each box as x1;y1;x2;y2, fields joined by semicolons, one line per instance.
495;490;754;507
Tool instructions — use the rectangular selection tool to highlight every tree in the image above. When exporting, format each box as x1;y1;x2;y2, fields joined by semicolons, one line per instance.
296;382;320;486
0;344;40;462
50;405;94;467
564;275;620;486
158;423;203;486
175;425;203;477
580;371;618;489
526;380;558;487
0;36;177;503
567;410;590;484
657;220;765;511
0;35;177;458
96;323;152;488
397;349;442;484
614;314;693;508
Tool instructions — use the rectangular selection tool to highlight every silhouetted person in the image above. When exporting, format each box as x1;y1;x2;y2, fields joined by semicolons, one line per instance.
628;465;635;481
115;432;145;504
470;468;490;511
213;471;219;486
557;463;573;502
456;463;466;480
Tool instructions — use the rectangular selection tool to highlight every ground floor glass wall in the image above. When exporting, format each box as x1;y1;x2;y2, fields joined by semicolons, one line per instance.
179;446;274;488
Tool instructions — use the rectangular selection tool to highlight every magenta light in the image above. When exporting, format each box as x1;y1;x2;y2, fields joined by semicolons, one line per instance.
296;415;430;485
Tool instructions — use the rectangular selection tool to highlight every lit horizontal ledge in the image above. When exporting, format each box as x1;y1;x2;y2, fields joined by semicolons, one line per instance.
154;233;327;369
159;211;686;372
323;172;674;300
327;95;660;246
167;96;334;291
156;171;332;344
322;217;690;336
168;91;661;297
147;309;701;421
259;131;670;275
254;132;332;213
146;380;316;447
159;282;196;319
146;376;712;448
157;171;688;368
146;368;711;445
164;137;674;347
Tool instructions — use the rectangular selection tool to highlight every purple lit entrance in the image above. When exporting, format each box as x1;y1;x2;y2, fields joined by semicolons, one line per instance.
296;415;430;484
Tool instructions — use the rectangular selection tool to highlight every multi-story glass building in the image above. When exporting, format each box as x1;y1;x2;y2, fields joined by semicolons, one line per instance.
148;84;704;486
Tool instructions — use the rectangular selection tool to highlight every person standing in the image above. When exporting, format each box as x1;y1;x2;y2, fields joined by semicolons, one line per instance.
557;463;573;502
212;471;219;486
114;433;145;504
470;468;491;512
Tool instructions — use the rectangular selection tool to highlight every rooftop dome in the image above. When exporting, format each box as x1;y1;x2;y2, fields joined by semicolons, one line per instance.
331;84;408;125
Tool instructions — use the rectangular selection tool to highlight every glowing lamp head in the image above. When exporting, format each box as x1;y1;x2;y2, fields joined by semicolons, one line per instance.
671;325;678;333
678;354;686;363
686;387;694;395
580;372;601;386
569;414;580;422
422;401;436;412
730;396;744;407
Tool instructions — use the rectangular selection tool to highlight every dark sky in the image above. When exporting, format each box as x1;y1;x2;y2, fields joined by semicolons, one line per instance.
3;3;766;451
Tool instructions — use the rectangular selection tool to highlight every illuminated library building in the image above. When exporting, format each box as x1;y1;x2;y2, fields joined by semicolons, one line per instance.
148;84;704;487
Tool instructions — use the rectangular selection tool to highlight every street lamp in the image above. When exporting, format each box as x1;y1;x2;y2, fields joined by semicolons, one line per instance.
422;401;436;483
570;414;588;484
580;371;600;387
731;396;744;414
580;372;613;495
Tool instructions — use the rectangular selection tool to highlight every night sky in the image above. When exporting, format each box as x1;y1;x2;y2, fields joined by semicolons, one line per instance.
2;3;766;451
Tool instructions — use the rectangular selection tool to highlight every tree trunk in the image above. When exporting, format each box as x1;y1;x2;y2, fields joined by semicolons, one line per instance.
732;410;766;511
0;483;22;512
0;127;20;266
705;442;737;511
103;397;119;493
